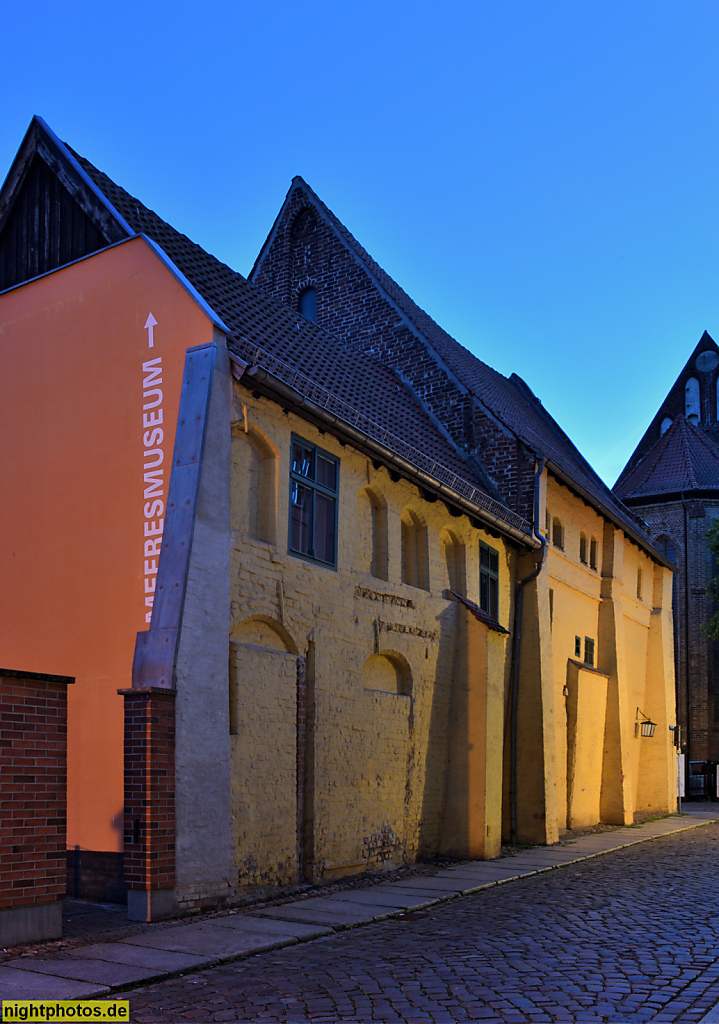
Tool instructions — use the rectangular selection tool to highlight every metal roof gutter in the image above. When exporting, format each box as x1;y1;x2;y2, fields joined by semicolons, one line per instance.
241;362;539;550
545;458;673;569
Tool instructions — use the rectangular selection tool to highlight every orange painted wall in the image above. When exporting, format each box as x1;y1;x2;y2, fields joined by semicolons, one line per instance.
0;236;215;853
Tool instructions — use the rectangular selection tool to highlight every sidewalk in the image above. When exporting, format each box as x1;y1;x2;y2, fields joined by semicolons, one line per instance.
1;807;717;1002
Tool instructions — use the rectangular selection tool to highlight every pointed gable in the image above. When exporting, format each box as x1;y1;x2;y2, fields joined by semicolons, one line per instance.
615;415;719;502
251;177;655;553
22;125;525;539
615;331;719;490
0;117;131;292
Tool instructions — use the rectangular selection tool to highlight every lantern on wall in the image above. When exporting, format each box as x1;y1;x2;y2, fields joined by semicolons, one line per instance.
635;707;657;738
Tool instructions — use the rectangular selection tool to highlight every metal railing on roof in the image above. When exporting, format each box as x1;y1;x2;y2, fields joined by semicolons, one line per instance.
233;338;533;537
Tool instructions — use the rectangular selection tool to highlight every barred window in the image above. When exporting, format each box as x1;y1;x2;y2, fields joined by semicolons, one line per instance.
289;436;338;567
479;542;499;620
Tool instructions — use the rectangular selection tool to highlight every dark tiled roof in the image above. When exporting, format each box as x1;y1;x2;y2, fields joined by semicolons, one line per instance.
614;416;719;500
283;177;647;544
614;331;719;489
67;150;525;531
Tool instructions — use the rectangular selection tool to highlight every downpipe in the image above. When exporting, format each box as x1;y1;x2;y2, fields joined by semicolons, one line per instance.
509;454;547;844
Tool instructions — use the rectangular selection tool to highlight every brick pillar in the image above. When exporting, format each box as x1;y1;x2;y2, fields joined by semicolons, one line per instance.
0;668;73;946
119;687;176;921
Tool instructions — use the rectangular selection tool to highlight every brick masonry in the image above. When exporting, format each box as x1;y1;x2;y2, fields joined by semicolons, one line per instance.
0;668;72;940
626;497;719;764
615;335;719;767
228;383;515;886
120;688;176;895
251;186;536;523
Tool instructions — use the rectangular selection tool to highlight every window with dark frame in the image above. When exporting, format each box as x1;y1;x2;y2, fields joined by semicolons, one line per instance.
574;635;582;658
584;637;595;667
289;436;338;567
479;542;499;620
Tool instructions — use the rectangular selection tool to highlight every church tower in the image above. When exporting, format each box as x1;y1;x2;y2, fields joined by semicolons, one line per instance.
615;332;719;786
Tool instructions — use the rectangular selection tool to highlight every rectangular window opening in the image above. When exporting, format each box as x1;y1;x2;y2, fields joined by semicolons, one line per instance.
479;541;499;620
289;435;339;568
584;637;595;667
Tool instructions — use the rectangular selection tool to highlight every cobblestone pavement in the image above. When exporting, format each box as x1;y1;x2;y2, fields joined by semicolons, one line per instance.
119;824;719;1023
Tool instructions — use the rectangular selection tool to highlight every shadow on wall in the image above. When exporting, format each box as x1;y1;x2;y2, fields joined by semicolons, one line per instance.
65;847;126;903
417;601;464;857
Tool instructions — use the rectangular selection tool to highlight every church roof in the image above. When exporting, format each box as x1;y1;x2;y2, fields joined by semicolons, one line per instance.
0;118;529;539
614;331;719;490
258;177;652;552
614;415;719;502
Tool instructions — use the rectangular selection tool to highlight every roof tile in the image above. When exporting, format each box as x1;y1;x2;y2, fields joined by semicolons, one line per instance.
67;149;526;534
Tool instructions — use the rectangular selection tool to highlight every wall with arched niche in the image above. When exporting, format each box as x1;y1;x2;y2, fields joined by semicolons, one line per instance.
343;650;413;869
357;486;388;580
231;425;278;543
440;527;466;595
362;651;411;696
229;615;300;887
401;507;429;590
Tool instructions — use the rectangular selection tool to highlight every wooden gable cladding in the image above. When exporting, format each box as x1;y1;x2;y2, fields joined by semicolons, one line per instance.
0;154;109;291
0;118;130;293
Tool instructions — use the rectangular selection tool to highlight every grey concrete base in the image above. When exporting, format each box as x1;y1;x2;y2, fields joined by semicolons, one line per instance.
327;889;436;909
7;812;714;1003
371;884;456;900
121;921;300;957
0;901;62;947
385;875;465;892
5;956;159;987
127;887;176;922
0;965;108;999
255;899;390;927
437;864;538;879
71;942;215;972
215;915;332;940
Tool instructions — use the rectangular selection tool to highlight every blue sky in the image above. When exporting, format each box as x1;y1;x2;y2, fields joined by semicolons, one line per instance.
2;1;717;485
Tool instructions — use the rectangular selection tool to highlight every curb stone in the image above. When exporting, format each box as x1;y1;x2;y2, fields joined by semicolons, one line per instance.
2;810;717;1003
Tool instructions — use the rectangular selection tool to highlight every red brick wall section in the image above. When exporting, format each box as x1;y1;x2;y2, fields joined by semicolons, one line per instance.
0;670;72;910
629;497;719;763
120;688;176;893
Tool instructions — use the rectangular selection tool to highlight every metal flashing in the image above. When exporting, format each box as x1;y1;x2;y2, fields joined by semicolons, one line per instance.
138;234;230;334
34;116;136;237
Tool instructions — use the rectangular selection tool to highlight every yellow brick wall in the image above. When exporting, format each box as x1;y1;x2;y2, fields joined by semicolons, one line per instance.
544;476;675;828
228;383;512;887
545;478;605;828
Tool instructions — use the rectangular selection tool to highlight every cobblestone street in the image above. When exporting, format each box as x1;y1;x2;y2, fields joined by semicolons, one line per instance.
115;822;719;1023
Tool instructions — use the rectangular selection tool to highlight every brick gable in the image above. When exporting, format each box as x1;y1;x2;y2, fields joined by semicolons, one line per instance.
252;184;535;520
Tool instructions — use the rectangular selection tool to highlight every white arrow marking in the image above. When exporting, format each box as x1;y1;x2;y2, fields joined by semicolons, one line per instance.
144;312;158;348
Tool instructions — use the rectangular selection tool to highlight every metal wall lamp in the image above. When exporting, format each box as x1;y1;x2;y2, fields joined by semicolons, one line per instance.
635;707;657;738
